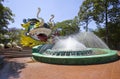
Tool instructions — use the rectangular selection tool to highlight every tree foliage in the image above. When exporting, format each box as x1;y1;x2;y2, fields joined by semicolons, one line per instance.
78;0;120;49
93;22;120;49
0;0;14;34
55;17;80;36
78;0;120;26
7;28;21;43
0;0;15;45
0;28;22;44
78;0;93;31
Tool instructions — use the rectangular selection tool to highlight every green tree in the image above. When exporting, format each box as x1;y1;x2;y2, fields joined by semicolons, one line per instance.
78;0;120;46
108;23;120;49
78;0;92;32
93;22;120;49
0;0;14;34
55;17;80;36
7;28;21;43
0;0;14;44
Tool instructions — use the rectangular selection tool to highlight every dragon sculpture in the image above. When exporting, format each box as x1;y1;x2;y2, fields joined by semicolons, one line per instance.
21;8;60;44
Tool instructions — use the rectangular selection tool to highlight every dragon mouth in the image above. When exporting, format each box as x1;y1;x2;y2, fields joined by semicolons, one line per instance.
29;28;52;42
37;33;48;42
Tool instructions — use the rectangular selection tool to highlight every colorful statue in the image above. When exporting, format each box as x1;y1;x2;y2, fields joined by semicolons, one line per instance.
21;8;60;47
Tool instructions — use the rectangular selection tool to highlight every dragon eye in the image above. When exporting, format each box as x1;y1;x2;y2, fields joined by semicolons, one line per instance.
23;19;27;23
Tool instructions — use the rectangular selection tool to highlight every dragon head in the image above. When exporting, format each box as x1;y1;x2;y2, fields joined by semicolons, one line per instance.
21;8;60;42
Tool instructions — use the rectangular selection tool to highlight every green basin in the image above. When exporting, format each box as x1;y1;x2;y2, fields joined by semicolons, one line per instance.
32;45;119;65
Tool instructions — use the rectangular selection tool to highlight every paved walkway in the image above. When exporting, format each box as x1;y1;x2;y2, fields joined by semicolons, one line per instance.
0;52;120;79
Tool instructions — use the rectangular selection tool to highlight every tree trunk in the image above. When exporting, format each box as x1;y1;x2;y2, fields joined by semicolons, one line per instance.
105;0;109;46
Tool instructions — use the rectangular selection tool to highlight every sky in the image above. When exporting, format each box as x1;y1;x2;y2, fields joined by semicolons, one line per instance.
3;0;96;30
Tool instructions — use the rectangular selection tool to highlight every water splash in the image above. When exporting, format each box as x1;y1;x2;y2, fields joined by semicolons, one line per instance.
39;32;109;53
74;32;109;49
52;37;87;51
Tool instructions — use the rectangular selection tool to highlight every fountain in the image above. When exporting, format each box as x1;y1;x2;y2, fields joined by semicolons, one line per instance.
21;8;118;65
32;35;118;65
32;35;118;64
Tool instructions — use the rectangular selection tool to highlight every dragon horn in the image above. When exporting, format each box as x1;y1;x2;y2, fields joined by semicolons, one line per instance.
37;8;41;19
49;14;55;22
